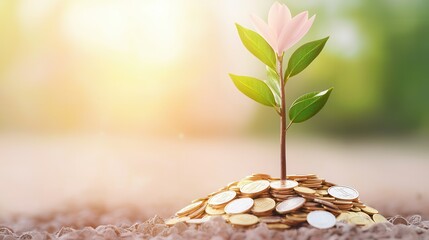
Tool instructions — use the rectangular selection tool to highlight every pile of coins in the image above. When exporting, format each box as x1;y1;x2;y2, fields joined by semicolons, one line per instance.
166;174;388;229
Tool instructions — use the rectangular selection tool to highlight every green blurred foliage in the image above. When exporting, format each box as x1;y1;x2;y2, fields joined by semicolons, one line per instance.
251;0;429;137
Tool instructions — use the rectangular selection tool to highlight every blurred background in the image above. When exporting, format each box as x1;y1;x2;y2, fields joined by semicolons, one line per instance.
0;0;428;221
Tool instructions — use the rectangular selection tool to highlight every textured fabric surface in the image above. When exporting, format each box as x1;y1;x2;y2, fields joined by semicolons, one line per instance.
1;209;428;240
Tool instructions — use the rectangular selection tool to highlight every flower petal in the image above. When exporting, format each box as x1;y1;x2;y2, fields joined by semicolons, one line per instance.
279;3;292;21
268;2;291;39
277;11;311;53
283;14;315;51
251;14;278;52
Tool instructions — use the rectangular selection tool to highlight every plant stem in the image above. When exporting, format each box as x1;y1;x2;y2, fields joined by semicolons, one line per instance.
278;55;287;182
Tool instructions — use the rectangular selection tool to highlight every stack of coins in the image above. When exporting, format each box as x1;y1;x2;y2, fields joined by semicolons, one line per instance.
269;180;298;201
166;173;388;229
289;174;324;189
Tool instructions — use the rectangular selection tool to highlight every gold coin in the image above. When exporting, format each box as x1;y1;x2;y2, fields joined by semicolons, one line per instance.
337;204;353;210
165;216;190;226
258;194;272;198
176;201;204;216
191;198;208;203
237;180;253;188
252;198;276;213
303;206;325;211
258;216;282;223
282;218;299;226
350;207;361;212
244;175;265;181
253;211;272;217
208;191;236;206
288;174;317;179
188;202;208;218
301;183;322;188
357;212;373;221
304;202;319;207
333;200;352;204
361;206;379;215
349;216;368;226
224;197;254;214
229;186;241;192
289;212;308;218
270;180;298;190
324;181;336;186
317;197;336;202
314;198;339;210
372;214;388;223
229;214;259;226
356;212;375;225
328;186;359;200
336;212;351;222
346;212;359;220
266;223;290;229
286;215;307;222
251;173;271;179
322;205;343;214
205;204;225;215
316;190;328;196
271;194;295;199
240;180;270;195
276;197;306;214
303;179;323;184
292;178;308;182
227;181;239;188
294;186;316;195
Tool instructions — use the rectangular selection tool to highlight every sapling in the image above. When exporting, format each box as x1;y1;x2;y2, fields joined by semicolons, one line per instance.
230;2;333;182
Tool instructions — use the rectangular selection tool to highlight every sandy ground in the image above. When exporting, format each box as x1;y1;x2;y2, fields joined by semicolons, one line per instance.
0;135;428;239
0;209;428;239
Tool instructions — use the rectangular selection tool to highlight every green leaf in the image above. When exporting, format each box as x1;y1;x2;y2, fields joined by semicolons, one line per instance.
229;74;276;107
289;87;333;123
265;66;281;106
235;23;276;70
285;37;329;78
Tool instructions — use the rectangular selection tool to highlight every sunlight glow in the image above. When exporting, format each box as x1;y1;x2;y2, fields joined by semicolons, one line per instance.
62;0;184;64
134;0;184;64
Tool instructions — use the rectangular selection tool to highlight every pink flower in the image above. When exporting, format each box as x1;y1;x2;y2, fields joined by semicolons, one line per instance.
251;2;315;56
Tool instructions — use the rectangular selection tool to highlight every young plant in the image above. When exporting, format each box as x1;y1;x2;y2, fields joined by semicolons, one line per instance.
230;2;333;182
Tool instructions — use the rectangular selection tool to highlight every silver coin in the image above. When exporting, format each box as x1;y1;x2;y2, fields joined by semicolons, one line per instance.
328;186;359;200
307;210;336;229
224;197;254;214
275;197;305;214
